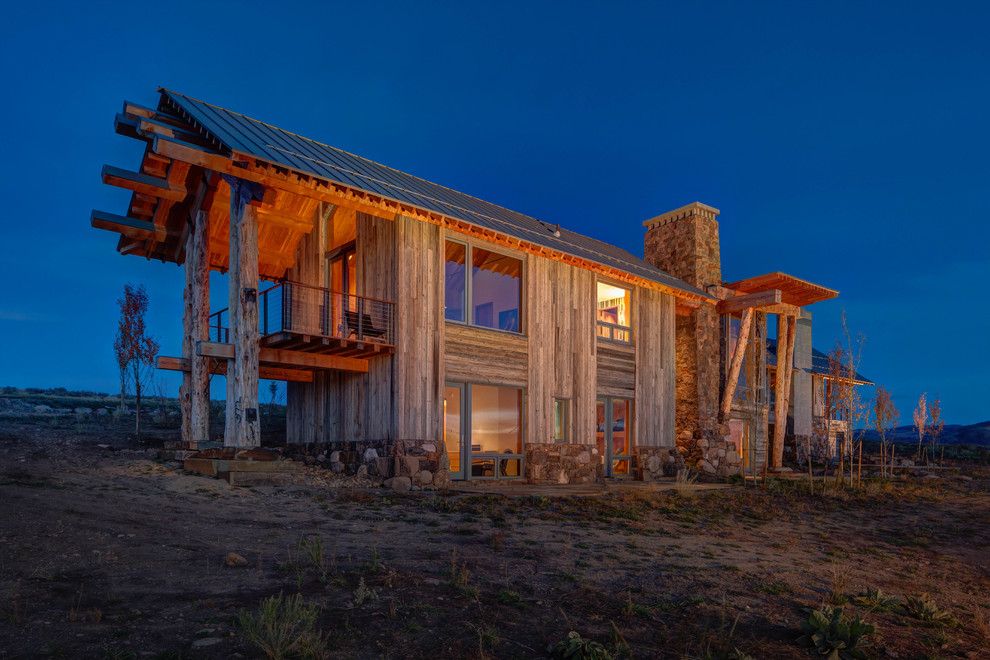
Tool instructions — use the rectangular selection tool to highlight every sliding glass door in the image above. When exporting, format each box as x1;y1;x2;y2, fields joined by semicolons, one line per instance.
596;397;633;477
443;382;523;480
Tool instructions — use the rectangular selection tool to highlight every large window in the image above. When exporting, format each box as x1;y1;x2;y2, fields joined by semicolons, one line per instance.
444;240;522;333
443;382;524;480
596;281;632;343
553;398;570;443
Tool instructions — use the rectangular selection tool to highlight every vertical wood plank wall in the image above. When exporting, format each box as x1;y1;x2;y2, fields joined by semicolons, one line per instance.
395;216;443;441
285;205;676;456
526;259;597;445
635;288;676;447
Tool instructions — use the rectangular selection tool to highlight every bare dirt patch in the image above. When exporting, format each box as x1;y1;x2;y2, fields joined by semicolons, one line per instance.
0;428;988;658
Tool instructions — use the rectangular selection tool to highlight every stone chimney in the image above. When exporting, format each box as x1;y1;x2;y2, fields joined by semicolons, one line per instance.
643;202;723;467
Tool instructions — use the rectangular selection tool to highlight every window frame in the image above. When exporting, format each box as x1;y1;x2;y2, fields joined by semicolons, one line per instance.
443;238;525;336
443;379;526;480
552;397;571;444
595;277;634;345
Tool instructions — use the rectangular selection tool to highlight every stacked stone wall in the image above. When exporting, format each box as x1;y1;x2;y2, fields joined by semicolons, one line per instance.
525;443;601;484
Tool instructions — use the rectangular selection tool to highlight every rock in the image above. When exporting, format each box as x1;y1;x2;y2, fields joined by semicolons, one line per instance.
329;451;340;463
403;456;420;476
700;459;716;474
389;476;412;493
225;552;248;567
363;448;379;461
330;462;344;473
94;408;109;417
355;464;368;478
921;473;940;480
191;638;223;648
646;455;661;472
716;447;726;458
417;470;433;485
420;443;437;453
316;453;327;462
34;405;52;414
576;451;591;465
432;470;451;488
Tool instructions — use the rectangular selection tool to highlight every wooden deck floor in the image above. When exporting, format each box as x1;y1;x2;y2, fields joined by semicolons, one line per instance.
261;331;394;360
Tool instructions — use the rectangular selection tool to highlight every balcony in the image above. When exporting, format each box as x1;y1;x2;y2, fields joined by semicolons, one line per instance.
209;281;395;360
596;320;632;344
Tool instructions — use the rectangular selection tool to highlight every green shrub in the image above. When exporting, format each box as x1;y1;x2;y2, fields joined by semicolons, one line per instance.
798;606;875;660
237;593;327;659
852;587;898;612
548;631;613;660
903;594;956;626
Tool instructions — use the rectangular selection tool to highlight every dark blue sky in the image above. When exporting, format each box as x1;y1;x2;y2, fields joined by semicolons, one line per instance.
1;2;987;424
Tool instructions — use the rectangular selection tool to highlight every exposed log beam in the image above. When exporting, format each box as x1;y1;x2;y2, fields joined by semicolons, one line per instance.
719;307;753;421
91;210;166;241
760;302;800;317
717;289;782;315
157;356;314;383
102;165;187;202
197;341;370;374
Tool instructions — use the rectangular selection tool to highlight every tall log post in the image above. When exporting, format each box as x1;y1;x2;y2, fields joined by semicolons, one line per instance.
719;307;753;422
189;209;211;445
771;314;790;469
223;178;261;448
180;230;194;445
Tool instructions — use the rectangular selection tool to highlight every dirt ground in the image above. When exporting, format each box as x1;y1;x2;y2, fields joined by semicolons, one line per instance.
1;416;988;659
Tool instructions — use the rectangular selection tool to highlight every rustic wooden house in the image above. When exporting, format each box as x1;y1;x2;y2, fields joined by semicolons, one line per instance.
91;88;856;484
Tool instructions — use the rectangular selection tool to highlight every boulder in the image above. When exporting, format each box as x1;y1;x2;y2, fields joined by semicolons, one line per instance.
224;552;248;567
576;451;591;465
646;455;661;472
329;450;341;463
34;405;52;414
363;448;379;461
699;459;717;474
355;464;368;478
417;470;433;486
421;443;437;453
389;476;412;493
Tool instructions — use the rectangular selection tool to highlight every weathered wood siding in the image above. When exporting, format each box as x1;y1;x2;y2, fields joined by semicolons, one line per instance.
597;343;636;398
395;216;443;441
527;259;597;444
285;212;324;443
444;322;528;386
634;288;676;447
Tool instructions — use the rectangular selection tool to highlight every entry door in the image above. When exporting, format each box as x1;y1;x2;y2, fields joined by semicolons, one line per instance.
596;397;633;477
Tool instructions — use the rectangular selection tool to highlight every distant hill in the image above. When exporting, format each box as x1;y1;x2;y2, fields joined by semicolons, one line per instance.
860;421;990;447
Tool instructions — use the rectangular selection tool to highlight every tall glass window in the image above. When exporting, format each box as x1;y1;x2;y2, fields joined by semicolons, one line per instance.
444;241;466;322
553;398;570;443
444;240;523;333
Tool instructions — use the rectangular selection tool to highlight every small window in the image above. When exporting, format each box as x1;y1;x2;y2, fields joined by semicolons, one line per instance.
596;281;632;343
553;398;570;443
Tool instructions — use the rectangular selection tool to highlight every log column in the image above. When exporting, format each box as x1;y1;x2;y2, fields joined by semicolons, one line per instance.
771;313;797;469
223;177;262;448
189;209;211;445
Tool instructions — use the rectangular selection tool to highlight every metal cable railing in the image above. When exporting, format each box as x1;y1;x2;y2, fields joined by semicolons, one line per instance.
208;281;395;346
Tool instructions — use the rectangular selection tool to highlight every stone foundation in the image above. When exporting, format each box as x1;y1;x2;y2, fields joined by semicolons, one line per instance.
525;443;601;484
634;446;684;481
284;438;449;489
678;427;743;477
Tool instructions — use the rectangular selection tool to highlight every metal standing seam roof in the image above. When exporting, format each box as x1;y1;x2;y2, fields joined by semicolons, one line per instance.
766;339;873;384
158;88;709;300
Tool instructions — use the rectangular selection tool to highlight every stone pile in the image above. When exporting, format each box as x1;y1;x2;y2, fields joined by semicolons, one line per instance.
634;447;684;481
524;443;601;484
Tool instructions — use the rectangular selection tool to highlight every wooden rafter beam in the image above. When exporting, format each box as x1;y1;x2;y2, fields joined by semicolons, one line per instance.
102;165;187;202
717;289;782;315
91;210;167;241
196;341;370;374
157;355;314;383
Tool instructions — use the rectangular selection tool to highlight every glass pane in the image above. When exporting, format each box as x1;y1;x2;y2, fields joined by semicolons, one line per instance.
553;398;569;443
444;241;466;322
612;400;630;456
346;253;357;296
444;385;462;476
500;458;521;477
472;247;521;332
471;457;496;478
597;282;631;328
612;459;630;475
470;385;522;454
595;400;606;461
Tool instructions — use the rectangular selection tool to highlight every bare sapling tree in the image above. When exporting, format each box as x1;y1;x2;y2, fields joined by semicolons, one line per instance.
116;284;160;442
113;329;128;413
913;393;928;463
267;381;281;422
928;397;944;466
828;312;868;486
873;386;899;478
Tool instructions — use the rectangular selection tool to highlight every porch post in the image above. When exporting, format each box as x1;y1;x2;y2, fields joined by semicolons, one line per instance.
771;313;797;469
771;314;789;469
223;177;262;448
180;230;194;445
189;209;211;445
719;307;753;422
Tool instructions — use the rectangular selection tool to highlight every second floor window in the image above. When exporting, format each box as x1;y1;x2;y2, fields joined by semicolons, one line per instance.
444;240;522;333
596;281;632;343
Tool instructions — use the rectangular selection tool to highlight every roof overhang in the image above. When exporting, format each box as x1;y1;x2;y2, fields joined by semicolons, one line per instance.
724;272;837;307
